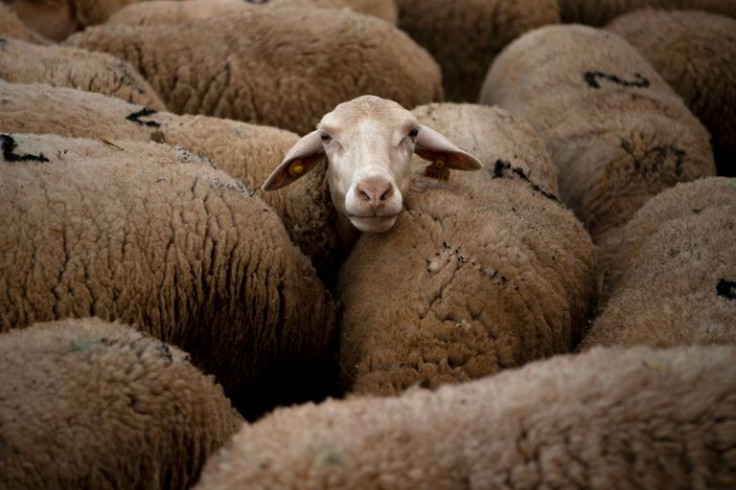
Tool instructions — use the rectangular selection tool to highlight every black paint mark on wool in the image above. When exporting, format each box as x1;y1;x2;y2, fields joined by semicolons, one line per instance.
620;139;686;177
716;279;736;300
584;71;650;89
1;134;49;162
126;108;161;128
492;159;560;203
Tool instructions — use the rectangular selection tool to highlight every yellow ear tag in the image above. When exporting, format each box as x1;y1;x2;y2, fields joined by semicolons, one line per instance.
424;157;450;181
288;159;305;178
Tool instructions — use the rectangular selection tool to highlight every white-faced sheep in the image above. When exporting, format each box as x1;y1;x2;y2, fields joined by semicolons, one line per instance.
107;0;398;26
394;0;560;102
0;317;242;490
580;177;736;349
66;7;442;135
0;81;345;282
0;132;338;419
0;36;166;109
270;97;597;396
0;4;49;43
195;344;736;489
479;24;716;272
607;9;736;177
558;0;736;26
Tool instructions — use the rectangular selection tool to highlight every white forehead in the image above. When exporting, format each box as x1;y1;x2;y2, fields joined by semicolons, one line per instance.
318;95;418;138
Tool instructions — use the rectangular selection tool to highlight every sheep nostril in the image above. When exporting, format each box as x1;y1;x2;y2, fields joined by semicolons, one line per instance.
379;185;393;201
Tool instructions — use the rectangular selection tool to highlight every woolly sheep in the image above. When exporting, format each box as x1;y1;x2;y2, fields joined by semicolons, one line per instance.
4;0;138;40
479;25;716;268
107;0;397;26
394;0;560;102
580;177;736;349
66;7;442;135
0;4;49;44
558;0;736;26
0;317;242;490
0;81;346;283
0;36;166;109
607;9;736;177
195;344;736;489
0;132;338;419
327;101;596;396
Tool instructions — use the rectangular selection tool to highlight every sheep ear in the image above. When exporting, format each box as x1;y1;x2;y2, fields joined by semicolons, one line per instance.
414;125;483;171
262;131;325;191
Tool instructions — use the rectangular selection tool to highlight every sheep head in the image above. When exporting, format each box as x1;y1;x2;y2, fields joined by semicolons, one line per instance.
262;95;482;233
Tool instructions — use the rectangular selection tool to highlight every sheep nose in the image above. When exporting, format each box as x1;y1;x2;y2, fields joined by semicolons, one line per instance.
356;179;394;208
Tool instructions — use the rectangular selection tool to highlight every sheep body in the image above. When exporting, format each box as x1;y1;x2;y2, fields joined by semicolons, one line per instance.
607;9;736;176
479;25;715;266
0;4;49;43
581;177;736;349
0;317;241;490
0;81;341;280
337;103;597;395
0;36;165;109
395;0;559;102
66;7;442;135
558;0;736;26
0;132;338;418
195;344;736;489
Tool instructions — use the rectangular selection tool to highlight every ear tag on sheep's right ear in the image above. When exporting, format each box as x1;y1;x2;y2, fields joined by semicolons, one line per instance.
288;159;305;178
424;157;450;181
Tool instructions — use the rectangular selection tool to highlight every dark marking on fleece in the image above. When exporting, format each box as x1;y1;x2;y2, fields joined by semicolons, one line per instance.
491;159;560;203
717;279;736;300
245;0;269;3
1;134;49;163
584;71;650;89
126;108;161;128
620;139;685;177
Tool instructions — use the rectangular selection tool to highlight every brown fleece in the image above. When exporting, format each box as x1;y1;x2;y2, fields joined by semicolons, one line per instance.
480;25;715;273
607;9;736;177
581;177;736;349
0;36;165;109
0;133;338;419
0;81;342;282
337;104;596;396
196;344;736;489
558;0;736;26
65;7;442;135
0;4;50;44
395;0;559;102
0;317;242;490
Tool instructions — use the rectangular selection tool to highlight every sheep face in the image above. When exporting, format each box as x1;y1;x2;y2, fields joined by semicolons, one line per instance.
263;95;482;233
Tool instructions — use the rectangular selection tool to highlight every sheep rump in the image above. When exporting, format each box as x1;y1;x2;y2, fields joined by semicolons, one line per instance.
195;344;736;489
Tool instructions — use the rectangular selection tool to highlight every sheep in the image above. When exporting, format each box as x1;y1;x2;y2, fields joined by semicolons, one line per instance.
479;24;716;275
107;0;398;26
0;81;345;283
394;0;560;102
0;36;166;110
0;317;242;490
606;9;736;177
579;177;736;350
0;4;50;44
0;132;339;419
558;0;736;26
302;100;596;396
195;344;736;489
65;7;442;135
3;0;138;41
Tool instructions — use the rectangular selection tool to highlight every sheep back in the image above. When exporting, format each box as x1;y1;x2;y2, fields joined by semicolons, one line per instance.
195;344;736;489
607;9;736;177
581;177;736;349
395;0;559;102
338;104;597;396
558;0;736;26
66;7;442;135
0;317;241;490
0;133;338;418
480;25;715;259
0;36;166;109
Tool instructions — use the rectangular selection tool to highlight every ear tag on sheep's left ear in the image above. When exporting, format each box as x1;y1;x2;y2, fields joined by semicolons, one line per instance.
288;159;305;178
424;157;450;181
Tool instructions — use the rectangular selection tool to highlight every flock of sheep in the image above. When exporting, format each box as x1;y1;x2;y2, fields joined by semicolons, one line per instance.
0;0;734;488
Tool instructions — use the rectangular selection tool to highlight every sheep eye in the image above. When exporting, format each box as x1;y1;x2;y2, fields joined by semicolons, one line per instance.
320;133;332;143
408;128;419;140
